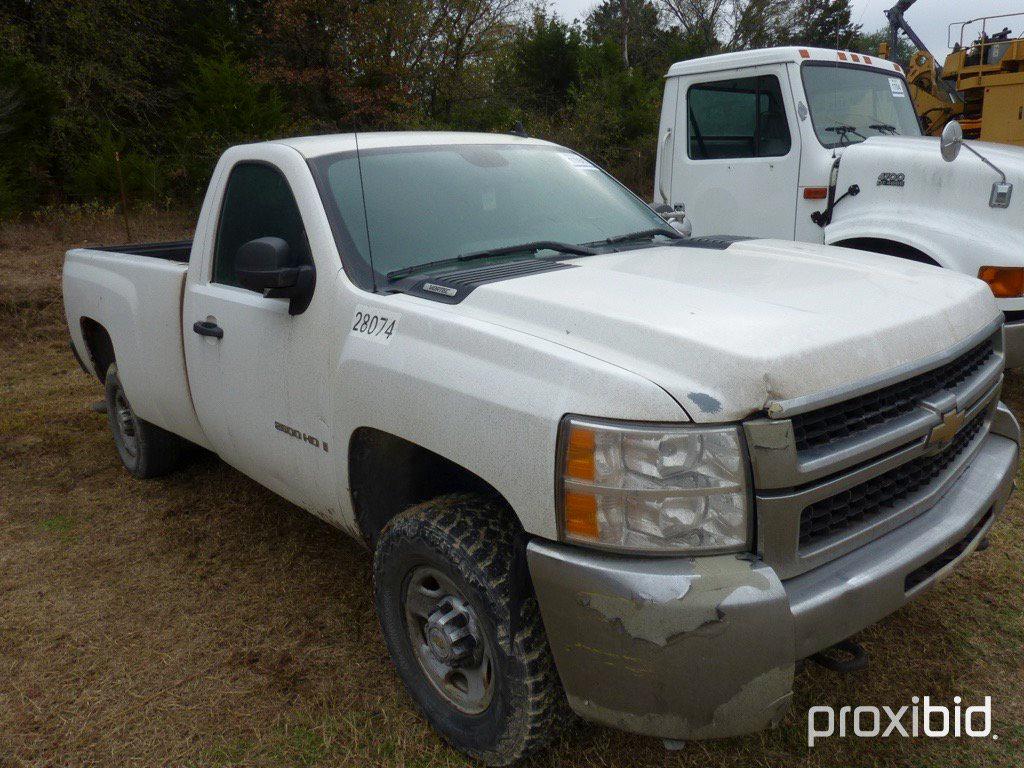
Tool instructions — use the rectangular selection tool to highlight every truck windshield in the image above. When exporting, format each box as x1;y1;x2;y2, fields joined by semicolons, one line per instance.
311;144;675;286
801;64;922;149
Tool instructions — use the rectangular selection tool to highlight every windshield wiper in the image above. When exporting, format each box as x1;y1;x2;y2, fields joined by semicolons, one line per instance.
599;227;682;245
386;240;597;281
869;123;899;135
825;124;867;145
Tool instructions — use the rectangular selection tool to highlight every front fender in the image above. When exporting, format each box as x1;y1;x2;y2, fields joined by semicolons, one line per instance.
825;137;1024;311
330;286;688;541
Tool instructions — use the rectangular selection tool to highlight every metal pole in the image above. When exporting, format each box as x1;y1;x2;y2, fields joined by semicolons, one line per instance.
114;151;131;242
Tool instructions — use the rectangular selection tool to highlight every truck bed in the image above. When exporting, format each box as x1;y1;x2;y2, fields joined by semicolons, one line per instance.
94;239;193;262
62;245;209;448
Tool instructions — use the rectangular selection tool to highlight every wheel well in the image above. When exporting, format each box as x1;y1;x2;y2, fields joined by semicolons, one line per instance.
349;428;507;548
833;238;941;268
80;318;115;382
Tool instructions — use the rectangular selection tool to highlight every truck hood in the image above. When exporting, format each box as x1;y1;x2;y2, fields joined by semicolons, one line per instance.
455;239;1000;422
835;136;1023;228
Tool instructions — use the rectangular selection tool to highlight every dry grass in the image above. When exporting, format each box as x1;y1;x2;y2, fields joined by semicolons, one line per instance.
1;208;1022;768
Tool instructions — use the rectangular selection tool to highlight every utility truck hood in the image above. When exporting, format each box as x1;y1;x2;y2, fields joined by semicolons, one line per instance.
833;136;1023;233
456;239;1000;422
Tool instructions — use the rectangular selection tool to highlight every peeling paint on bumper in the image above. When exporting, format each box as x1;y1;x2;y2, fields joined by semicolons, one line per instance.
527;430;1018;742
526;546;795;740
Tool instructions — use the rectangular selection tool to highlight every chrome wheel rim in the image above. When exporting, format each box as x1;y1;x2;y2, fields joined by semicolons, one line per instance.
403;566;494;714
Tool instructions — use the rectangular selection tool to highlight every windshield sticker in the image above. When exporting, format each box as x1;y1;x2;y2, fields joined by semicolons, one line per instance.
563;153;600;171
351;306;399;344
888;77;906;97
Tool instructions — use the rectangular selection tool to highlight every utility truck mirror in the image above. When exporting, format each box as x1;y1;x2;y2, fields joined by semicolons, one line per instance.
940;121;964;163
652;203;692;237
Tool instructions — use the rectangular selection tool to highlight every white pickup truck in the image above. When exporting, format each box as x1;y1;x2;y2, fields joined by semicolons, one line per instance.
655;46;1024;366
63;132;1019;764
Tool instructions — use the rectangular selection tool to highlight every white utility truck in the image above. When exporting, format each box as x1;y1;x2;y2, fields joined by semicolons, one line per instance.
654;46;1024;366
63;132;1019;765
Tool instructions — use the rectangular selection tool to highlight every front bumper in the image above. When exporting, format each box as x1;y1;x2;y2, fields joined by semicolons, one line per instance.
527;414;1019;741
1003;317;1024;368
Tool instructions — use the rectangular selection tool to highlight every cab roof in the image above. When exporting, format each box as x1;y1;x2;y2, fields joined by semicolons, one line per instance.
665;46;905;78
270;131;555;159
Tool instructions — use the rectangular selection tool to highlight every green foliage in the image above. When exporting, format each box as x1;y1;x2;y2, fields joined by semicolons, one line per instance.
174;53;289;194
500;11;584;115
857;27;915;66
788;0;862;49
0;42;56;216
67;132;161;203
0;0;895;210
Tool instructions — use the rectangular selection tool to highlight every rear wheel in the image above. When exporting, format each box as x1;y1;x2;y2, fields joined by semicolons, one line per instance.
373;494;567;765
104;364;184;478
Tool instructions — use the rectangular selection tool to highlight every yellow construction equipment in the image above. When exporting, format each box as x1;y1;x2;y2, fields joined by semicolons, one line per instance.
883;3;1024;147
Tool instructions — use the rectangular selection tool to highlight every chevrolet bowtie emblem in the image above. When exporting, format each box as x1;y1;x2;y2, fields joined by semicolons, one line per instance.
927;409;967;447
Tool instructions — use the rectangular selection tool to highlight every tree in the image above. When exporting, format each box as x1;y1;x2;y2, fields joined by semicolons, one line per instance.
788;0;861;50
856;27;914;65
656;0;795;53
730;0;795;50
499;10;583;114
586;0;689;75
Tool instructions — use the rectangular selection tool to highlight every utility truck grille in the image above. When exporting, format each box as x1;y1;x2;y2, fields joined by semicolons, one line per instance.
745;323;1004;580
792;339;995;452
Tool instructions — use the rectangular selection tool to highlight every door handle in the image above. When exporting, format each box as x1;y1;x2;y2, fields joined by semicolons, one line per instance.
192;320;224;339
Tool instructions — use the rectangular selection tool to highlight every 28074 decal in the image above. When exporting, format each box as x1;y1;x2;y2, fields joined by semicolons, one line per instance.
352;305;399;344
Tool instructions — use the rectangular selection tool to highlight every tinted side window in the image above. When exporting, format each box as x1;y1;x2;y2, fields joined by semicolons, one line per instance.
688;75;791;160
213;162;312;287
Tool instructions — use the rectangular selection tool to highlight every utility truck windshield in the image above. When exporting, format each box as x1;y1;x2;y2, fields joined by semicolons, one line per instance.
802;64;922;148
311;144;676;283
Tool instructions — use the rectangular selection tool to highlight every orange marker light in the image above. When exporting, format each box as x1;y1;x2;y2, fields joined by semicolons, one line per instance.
564;492;600;539
804;187;829;200
851;53;861;62
838;51;848;61
799;49;811;59
978;266;1024;298
565;426;596;480
864;55;873;64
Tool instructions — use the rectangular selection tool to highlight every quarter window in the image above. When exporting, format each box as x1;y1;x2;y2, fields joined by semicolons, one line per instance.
688;75;792;160
213;162;312;288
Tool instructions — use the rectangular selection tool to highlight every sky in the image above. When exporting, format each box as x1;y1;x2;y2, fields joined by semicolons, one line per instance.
547;0;1020;57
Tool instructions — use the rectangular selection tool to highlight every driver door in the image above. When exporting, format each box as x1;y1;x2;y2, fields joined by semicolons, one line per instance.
673;65;802;239
183;155;325;505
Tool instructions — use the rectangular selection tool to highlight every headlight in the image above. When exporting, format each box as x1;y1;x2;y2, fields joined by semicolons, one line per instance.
556;416;752;554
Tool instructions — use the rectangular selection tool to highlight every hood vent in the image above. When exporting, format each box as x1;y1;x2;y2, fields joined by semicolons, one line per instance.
403;259;576;304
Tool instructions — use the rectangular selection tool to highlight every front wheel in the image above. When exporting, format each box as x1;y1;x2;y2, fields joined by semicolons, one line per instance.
104;364;184;479
373;494;567;765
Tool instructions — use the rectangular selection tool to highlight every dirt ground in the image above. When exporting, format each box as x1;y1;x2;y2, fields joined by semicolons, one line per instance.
1;208;1022;768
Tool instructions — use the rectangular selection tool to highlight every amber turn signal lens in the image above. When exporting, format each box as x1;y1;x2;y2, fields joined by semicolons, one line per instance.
803;187;828;200
565;426;596;480
978;266;1024;298
564;492;599;539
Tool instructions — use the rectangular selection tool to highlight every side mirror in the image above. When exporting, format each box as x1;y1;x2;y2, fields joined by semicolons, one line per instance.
236;237;316;315
940;120;964;162
651;203;692;238
937;120;1013;208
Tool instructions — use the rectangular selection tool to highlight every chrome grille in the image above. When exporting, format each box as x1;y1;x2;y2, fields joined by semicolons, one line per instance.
746;321;1004;580
798;411;987;549
792;339;995;452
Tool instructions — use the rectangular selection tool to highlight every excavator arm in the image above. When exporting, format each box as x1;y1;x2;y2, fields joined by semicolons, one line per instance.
885;0;930;57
